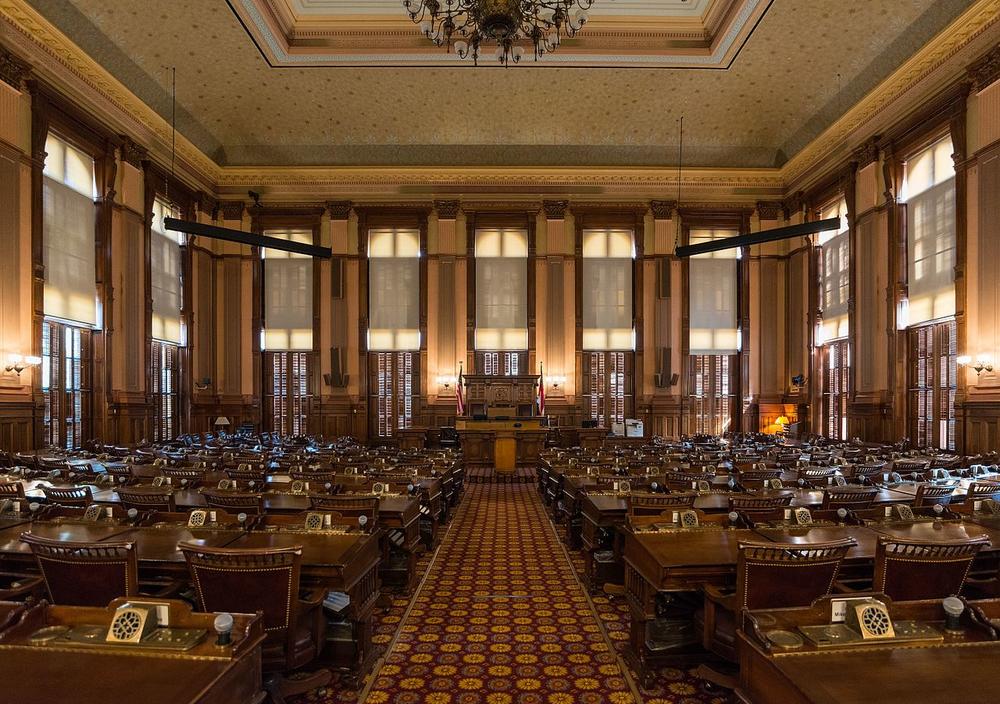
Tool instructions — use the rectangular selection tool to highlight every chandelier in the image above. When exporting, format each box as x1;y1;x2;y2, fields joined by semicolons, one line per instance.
403;0;598;66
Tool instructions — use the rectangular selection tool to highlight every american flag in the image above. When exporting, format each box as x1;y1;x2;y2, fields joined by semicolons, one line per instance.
456;363;465;416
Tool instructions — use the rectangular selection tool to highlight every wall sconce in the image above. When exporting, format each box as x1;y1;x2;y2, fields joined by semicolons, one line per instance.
436;375;457;389
958;354;994;376
4;354;41;376
549;375;567;389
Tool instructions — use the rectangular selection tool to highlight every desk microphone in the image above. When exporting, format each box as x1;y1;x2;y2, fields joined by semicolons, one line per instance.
943;596;964;631
727;511;740;528
237;512;248;527
126;508;139;523
836;508;848;522
214;612;234;645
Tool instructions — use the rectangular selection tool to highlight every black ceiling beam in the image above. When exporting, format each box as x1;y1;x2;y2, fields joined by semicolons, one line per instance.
675;217;841;258
164;217;332;258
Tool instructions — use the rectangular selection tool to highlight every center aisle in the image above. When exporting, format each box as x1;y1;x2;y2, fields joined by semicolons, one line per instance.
365;481;638;704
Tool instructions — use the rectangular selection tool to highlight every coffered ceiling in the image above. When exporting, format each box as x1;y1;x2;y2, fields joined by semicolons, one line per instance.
20;0;978;169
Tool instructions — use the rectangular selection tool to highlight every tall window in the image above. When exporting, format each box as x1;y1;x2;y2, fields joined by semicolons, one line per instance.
368;228;420;351
689;354;732;435
902;136;956;327
42;133;96;448
150;340;178;442
265;351;310;436
584;352;630;428
908;320;956;450
688;229;739;355
481;351;522;376
374;351;415;438
41;321;90;449
475;228;528;351
263;230;313;434
818;198;850;344
824;340;850;440
582;229;634;351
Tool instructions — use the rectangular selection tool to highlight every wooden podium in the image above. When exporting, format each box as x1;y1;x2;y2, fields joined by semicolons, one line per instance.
455;417;547;478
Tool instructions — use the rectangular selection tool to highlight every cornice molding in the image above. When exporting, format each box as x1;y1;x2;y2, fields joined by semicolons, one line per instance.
780;0;1000;186
755;200;782;220
968;42;1000;91
0;44;29;90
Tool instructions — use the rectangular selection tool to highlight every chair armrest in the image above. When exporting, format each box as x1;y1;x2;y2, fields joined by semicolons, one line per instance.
0;574;45;601
140;579;186;599
703;584;736;611
299;586;327;608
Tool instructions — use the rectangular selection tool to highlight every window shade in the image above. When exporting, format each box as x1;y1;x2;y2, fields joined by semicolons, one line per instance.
475;229;528;350
688;229;739;354
904;137;955;326
263;229;313;351
151;199;184;344
43;134;97;327
819;199;849;342
368;228;420;351
582;229;634;350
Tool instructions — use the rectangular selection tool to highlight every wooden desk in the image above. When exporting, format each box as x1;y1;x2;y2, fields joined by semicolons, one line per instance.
456;418;547;476
735;597;1000;704
0;599;265;704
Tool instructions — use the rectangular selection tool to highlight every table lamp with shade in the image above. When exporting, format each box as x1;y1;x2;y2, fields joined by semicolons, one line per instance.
214;416;231;434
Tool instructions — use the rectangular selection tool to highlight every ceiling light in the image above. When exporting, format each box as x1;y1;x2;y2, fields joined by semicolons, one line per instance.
403;0;598;66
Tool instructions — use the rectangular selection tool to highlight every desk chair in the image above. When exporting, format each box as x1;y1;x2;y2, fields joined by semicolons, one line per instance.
850;463;887;485
698;538;856;672
41;485;93;507
179;543;330;703
0;481;25;499
161;466;208;486
821;487;879;510
202;489;265;515
116;487;177;512
104;464;135;486
728;494;793;513
967;482;1000;502
20;534;179;607
309;495;379;529
914;484;955;507
874;535;990;601
627;492;697;515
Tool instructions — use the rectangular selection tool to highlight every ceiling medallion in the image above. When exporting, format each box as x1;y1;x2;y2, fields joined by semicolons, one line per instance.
402;0;598;66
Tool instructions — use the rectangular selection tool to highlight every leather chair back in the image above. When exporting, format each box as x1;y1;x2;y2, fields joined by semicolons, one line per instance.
820;487;879;510
874;536;989;601
728;494;793;513
309;495;379;526
0;482;25;499
116;487;176;512
21;533;138;606
627;492;697;516
737;538;855;611
42;486;93;507
914;484;955;507
202;490;265;515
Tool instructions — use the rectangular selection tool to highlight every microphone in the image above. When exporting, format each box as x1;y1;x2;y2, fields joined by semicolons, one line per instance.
943;596;964;631
836;508;848;521
358;514;369;530
214;612;234;645
727;511;740;527
127;508;139;523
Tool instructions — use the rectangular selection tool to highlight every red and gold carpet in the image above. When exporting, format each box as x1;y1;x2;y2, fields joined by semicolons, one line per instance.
296;481;724;704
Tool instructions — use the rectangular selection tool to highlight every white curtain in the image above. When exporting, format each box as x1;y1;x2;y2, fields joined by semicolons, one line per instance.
819;198;850;343
263;230;313;351
368;228;420;351
43;134;97;327
582;229;633;350
688;229;739;354
475;229;528;350
905;137;955;326
151;199;184;344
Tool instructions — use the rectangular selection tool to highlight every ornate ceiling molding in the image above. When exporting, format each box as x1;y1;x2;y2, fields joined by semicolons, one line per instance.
229;0;769;69
780;0;1000;187
0;45;29;89
968;42;1000;92
0;0;220;187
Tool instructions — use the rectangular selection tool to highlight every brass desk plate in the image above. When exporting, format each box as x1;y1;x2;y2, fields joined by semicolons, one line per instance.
799;621;942;648
31;624;208;651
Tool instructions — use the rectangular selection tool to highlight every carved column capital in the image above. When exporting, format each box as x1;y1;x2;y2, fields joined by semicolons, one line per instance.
434;200;460;219
118;136;147;169
219;200;246;221
852;137;880;169
542;200;569;219
195;191;219;220
0;48;30;91
755;200;782;221
649;200;677;219
968;44;1000;93
326;200;352;220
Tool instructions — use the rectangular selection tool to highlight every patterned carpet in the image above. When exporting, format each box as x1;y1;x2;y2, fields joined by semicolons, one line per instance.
295;481;723;704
